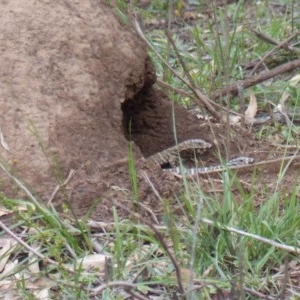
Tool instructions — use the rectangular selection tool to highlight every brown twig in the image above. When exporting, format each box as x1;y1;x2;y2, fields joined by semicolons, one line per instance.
211;58;300;101
90;281;139;296
134;17;220;121
276;256;289;300
47;168;75;206
156;79;193;97
112;193;187;300
164;29;196;88
200;217;300;254
0;219;85;276
157;79;244;117
243;287;276;300
249;31;300;75
126;289;150;300
251;29;300;55
192;89;220;120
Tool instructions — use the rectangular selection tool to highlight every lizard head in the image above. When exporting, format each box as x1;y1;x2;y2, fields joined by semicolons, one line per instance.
188;139;212;150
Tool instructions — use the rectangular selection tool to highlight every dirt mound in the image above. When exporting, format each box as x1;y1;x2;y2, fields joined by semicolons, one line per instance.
0;0;149;218
0;1;191;220
0;1;297;222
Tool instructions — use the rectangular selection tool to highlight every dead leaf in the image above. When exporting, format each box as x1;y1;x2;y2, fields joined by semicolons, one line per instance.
0;239;17;273
0;260;18;278
0;206;13;217
0;122;9;152
34;288;50;300
245;91;257;120
28;243;41;274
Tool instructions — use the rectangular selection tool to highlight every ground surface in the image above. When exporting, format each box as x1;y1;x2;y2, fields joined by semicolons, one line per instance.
0;0;299;224
0;1;299;298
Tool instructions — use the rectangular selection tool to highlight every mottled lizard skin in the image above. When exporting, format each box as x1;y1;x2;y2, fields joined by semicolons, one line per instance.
147;139;254;174
147;139;212;167
165;157;255;174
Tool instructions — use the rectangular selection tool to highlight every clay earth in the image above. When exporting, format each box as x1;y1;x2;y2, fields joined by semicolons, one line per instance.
0;1;299;222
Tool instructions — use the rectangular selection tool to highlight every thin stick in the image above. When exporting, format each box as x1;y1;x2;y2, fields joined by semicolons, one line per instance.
112;197;187;299
0;160;46;211
47;169;75;206
164;29;196;88
87;207;300;256
134;17;220;121
90;281;137;296
157;79;243;117
251;29;300;54
211;58;300;101
0;220;83;275
200;217;300;254
249;31;300;75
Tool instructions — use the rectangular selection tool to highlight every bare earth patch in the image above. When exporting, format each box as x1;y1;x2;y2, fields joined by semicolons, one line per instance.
0;1;299;298
0;0;299;225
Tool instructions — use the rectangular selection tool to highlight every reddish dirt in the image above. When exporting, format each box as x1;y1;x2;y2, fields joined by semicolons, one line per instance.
0;0;299;225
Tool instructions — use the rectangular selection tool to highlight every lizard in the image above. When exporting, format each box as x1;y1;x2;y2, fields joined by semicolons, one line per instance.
164;156;255;175
146;139;254;174
146;139;213;167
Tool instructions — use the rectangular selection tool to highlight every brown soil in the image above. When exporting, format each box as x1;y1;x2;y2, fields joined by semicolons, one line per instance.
0;0;299;225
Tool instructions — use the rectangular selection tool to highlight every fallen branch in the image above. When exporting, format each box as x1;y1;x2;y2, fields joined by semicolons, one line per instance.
251;29;300;55
211;58;300;101
249;30;299;75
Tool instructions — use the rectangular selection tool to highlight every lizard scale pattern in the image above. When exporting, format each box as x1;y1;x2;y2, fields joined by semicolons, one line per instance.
146;139;254;175
165;157;255;175
147;139;212;167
